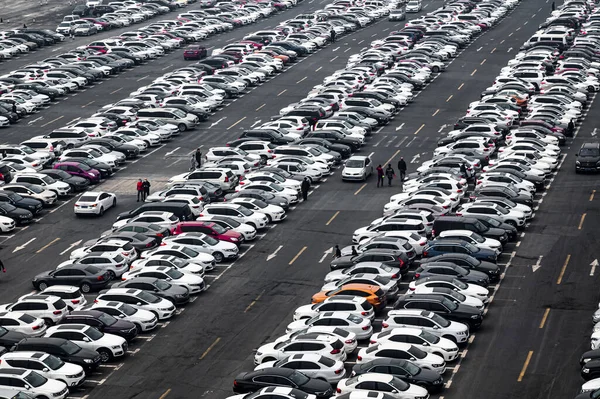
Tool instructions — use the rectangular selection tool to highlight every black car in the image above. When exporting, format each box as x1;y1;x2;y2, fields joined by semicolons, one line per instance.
394;294;483;329
13;338;101;372
100;231;159;252
94;112;131;127
582;349;600;366
32;264;111;293
298;138;351;159
270;41;308;56
330;249;410;273
240;129;295;145
224;189;289;210
306;131;361;151
414;264;489;287
59;158;113;178
104;222;171;241
59;310;137;342
344;106;391;125
40;169;89;192
0;202;33;224
0;191;43;214
165;103;209;121
86;138;139;159
351;358;444;392
576;142;600;173
469;215;517;241
233;368;333;398
421;254;500;281
14;83;61;100
582;359;600;381
281;106;327;125
0;327;27;348
111;277;190;306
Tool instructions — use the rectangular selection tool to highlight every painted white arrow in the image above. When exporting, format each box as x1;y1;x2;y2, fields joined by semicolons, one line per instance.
251;120;262;128
12;238;36;253
437;124;447;133
209;117;226;129
410;154;421;163
532;255;543;272
396;122;405;131
332;47;340;52
59;239;82;256
591;259;599;276
592;128;597;137
319;247;333;263
266;245;283;261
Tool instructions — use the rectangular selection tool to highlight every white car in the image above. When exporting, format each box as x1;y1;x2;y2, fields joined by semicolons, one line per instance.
112;211;180;231
274;327;358;354
202;204;269;230
129;255;205;276
59;148;118;167
458;202;526;228
0;352;85;388
89;301;157;332
0;216;15;232
74;191;117;216
95;289;176;320
255;353;346;384
0;312;46;337
254;338;346;365
411;285;485;310
342;155;374;182
237;181;299;204
141;245;216;271
357;342;446;373
121;266;206;294
383;309;470;344
324;264;401;283
293;297;375;321
225;387;317;399
162;194;204;216
162;232;238;262
437;230;503;253
1;183;57;206
0;368;68;399
286;312;373;340
39;286;87;311
370;327;459;362
409;278;490;302
195;215;257;241
45;324;127;362
229;197;286;222
70;239;136;263
0;295;68;325
336;373;429;399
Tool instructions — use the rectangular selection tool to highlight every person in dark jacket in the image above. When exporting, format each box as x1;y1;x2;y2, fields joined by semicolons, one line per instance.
385;164;395;186
142;179;151;201
195;148;202;168
397;157;407;181
376;165;384;187
460;163;468;179
568;120;575;136
0;259;5;273
136;179;143;202
351;246;358;256
301;177;310;201
551;1;555;10
330;29;336;43
334;245;341;258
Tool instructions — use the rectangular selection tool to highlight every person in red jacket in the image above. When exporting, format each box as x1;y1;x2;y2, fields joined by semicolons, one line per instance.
136;179;143;202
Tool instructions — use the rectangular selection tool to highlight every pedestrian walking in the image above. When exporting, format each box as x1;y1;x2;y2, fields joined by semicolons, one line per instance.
190;153;197;171
460;162;468;179
385;164;395;186
0;259;5;273
334;245;341;259
11;103;16;114
301;177;310;201
330;28;336;43
568;119;575;136
136;179;143;202
376;164;384;187
397;157;407;182
351;246;358;256
551;1;555;10
195;148;202;168
1;150;6;159
70;30;75;40
23;23;27;28
142;179;151;201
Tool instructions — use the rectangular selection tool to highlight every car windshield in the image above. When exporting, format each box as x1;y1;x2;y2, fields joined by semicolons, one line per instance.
237;206;252;216
117;303;137;316
137;291;161;303
346;159;365;168
404;361;420;375
97;311;117;326
180;246;199;257
473;220;488;232
202;235;218;246
211;223;226;234
165;268;185;279
42;355;65;370
289;370;310;385
85;326;104;340
471;233;485;243
28;185;44;194
419;330;440;344
60;339;81;355
407;345;427;358
430;313;450;327
24;371;48;387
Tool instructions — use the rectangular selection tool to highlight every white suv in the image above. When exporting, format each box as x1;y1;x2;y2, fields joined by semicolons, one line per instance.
293;296;374;321
0;368;68;399
44;324;127;362
70;239;137;263
0;295;68;326
89;301;157;332
0;352;85;388
95;289;176;320
383;309;469;344
11;174;71;197
38;286;87;311
0;312;47;336
202;203;269;230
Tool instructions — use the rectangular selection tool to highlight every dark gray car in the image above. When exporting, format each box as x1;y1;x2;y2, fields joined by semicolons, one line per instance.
111;277;190;305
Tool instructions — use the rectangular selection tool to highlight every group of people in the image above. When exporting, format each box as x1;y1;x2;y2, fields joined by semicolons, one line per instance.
136;178;151;202
375;157;408;188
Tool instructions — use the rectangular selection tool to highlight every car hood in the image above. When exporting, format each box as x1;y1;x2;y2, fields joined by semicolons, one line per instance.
16;197;43;207
108;319;137;331
450;302;483;317
0;330;27;345
330;255;355;267
33;270;54;280
300;378;334;394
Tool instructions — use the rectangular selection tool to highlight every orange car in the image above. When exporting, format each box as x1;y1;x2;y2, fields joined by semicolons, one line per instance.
258;49;290;64
311;283;387;311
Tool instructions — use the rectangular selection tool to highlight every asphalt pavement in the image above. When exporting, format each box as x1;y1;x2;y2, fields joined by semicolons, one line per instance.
0;0;598;398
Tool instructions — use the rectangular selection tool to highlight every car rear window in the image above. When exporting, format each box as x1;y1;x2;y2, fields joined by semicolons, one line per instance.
331;339;344;350
123;243;134;251
332;328;349;337
52;290;81;299
53;299;67;309
319;356;335;367
365;345;378;353
361;301;373;311
374;288;385;297
18;314;36;323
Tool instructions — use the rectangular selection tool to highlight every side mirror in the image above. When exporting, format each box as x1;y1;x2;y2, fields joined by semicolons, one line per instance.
43;368;49;372
433;325;439;329
137;302;142;306
423;342;429;346
83;337;90;342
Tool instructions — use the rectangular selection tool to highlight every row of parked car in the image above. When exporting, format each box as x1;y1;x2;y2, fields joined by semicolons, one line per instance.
215;0;548;398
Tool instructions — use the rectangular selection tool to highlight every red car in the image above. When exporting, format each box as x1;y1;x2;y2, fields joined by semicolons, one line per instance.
172;222;243;245
183;45;208;60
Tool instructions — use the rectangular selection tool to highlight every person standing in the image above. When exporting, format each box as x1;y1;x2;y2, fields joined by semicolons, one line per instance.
334;245;341;259
142;179;151;201
551;1;555;10
136;179;143;202
351;246;358;256
330;28;336;43
190;153;197;171
195;148;202;168
0;259;5;273
568;119;575;136
460;162;468;179
301;177;310;201
397;157;407;182
376;164;384;187
385;164;395;186
11;103;16;114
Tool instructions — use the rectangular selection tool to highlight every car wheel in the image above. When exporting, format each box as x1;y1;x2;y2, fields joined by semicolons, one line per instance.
43;318;54;326
98;206;104;216
107;270;116;280
134;323;142;333
38;281;48;291
98;348;112;362
177;123;186;132
81;283;92;293
442;335;457;343
213;252;224;262
506;220;517;228
590;85;596;92
247;222;257;229
265;215;272;223
432;66;440;73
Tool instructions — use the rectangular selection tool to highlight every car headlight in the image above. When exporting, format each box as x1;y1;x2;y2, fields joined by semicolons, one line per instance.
576;161;581;165
584;358;592;363
256;351;262;356
111;345;121;349
159;308;172;311
471;315;480;319
584;368;590;373
84;359;94;364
